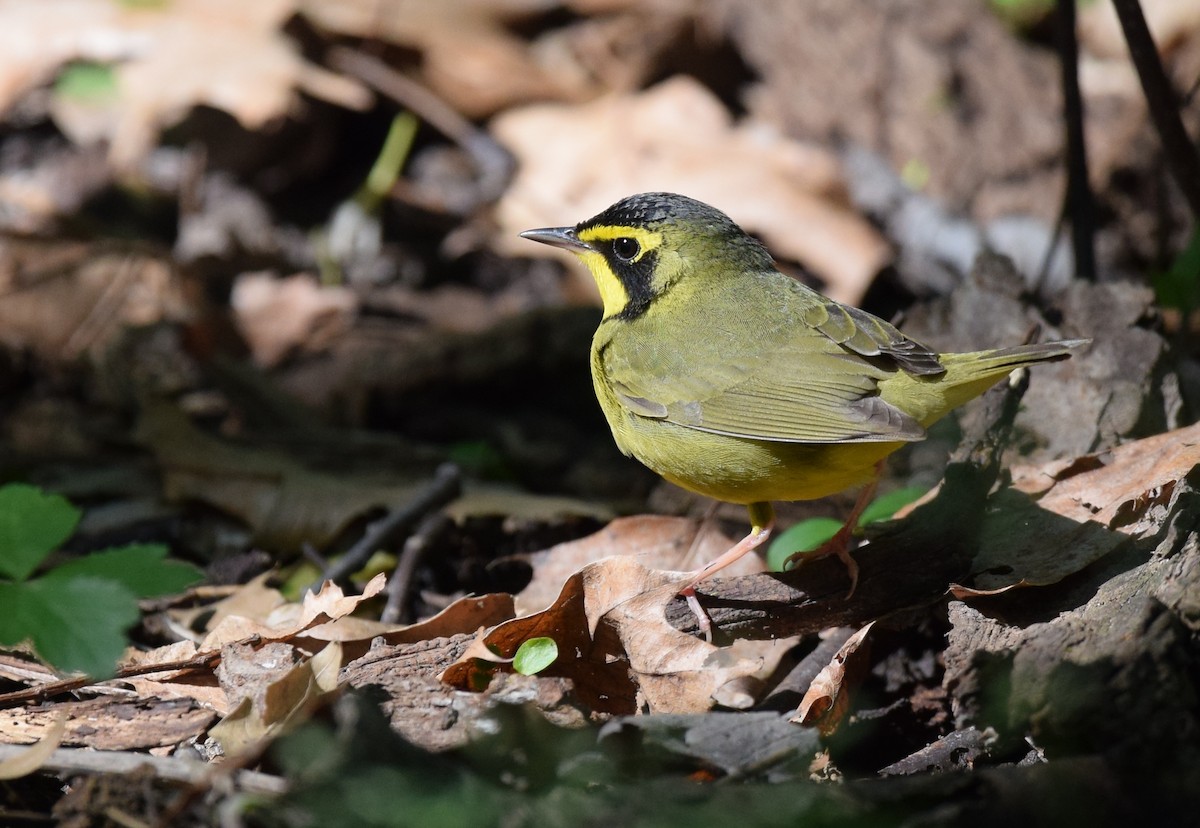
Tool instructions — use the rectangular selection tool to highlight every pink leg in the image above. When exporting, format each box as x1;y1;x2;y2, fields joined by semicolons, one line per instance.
679;502;775;641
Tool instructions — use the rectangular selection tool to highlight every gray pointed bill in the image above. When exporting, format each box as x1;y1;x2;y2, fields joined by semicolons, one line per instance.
519;226;591;252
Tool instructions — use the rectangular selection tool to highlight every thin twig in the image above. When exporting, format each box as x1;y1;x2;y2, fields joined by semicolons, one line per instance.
1111;0;1200;219
0;652;223;708
309;463;461;593
1056;0;1096;280
0;744;286;796
381;512;451;624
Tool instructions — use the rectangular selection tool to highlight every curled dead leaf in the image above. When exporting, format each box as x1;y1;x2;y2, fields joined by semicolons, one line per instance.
514;515;754;616
793;622;875;734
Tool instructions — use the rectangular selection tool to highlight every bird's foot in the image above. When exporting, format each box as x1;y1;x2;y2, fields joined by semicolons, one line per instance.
784;526;861;599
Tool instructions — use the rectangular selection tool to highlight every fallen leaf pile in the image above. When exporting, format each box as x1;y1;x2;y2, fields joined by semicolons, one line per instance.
0;574;512;753
0;421;1197;776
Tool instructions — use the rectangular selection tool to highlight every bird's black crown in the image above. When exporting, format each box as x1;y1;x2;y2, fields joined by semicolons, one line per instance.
576;192;740;235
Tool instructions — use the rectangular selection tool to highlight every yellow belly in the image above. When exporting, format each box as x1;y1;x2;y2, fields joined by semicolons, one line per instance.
607;409;900;505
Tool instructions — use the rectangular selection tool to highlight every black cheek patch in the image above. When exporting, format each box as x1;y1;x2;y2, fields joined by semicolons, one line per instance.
611;249;658;320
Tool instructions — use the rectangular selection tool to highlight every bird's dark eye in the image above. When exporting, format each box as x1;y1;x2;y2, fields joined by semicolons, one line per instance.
612;237;640;262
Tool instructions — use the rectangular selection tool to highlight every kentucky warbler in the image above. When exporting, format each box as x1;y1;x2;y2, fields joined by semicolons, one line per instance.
521;192;1084;631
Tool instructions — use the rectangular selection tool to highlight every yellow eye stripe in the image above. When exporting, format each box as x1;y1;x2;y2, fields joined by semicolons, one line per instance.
576;225;662;264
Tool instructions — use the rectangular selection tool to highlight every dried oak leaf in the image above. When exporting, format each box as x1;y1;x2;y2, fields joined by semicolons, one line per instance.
792;621;874;734
492;75;891;305
299;0;597;117
442;555;790;715
514;515;760;616
231;272;358;369
0;0;370;166
954;422;1200;596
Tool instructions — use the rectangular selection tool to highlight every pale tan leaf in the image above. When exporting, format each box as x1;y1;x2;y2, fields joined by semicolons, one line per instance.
210;641;344;756
1080;0;1200;60
298;574;387;628
0;0;371;167
231;272;358;368
515;515;757;616
299;0;594;116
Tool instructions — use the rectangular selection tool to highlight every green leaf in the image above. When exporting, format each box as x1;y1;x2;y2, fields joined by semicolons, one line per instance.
988;0;1054;29
41;543;202;598
0;576;139;677
1152;228;1200;315
857;486;928;527
766;518;842;572
53;62;119;104
0;484;81;581
513;637;558;675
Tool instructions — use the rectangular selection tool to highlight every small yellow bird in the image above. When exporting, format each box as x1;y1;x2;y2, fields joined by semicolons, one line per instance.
521;192;1083;632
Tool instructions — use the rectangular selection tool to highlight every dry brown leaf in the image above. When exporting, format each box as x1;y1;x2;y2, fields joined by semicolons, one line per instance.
443;555;788;714
515;515;759;615
792;622;875;733
0;0;370;166
369;593;517;646
299;0;596;116
492;76;891;305
0;245;186;361
1017;422;1200;533
231;272;358;368
200;575;386;651
960;423;1200;594
165;573;285;643
114;590;513;716
210;641;343;755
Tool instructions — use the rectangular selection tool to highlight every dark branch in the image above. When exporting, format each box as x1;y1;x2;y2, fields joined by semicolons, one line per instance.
1056;0;1097;280
1112;0;1200;219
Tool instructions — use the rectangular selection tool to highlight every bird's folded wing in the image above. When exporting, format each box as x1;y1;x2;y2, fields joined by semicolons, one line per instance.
605;342;927;445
